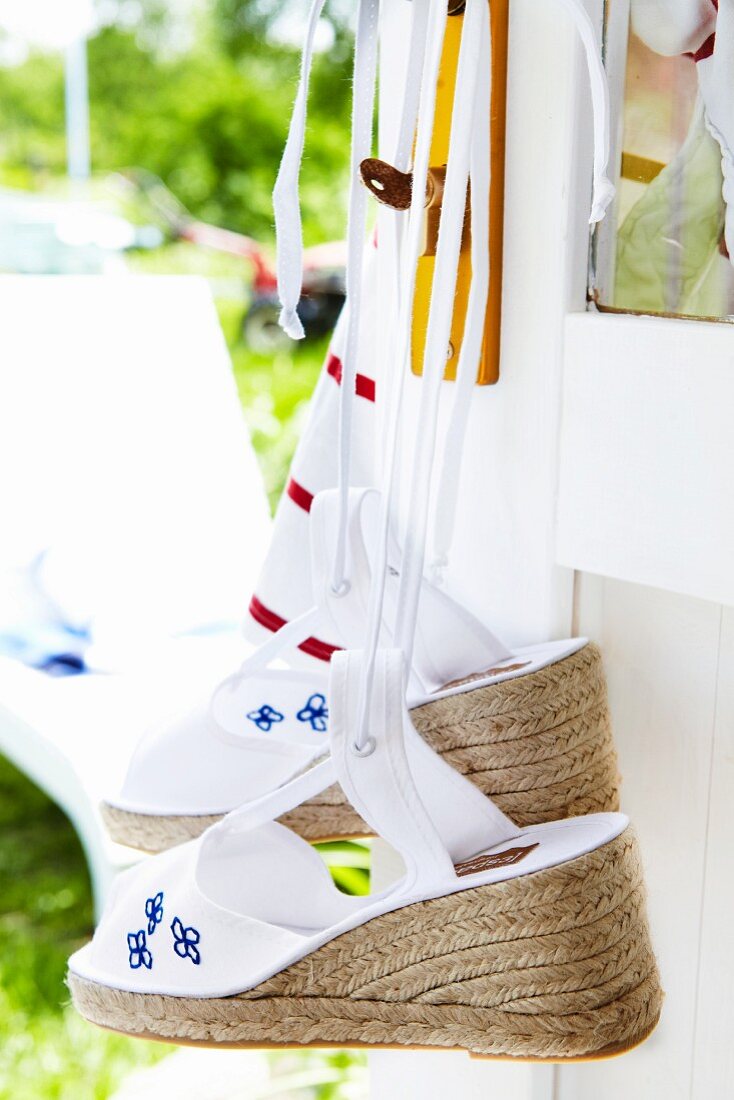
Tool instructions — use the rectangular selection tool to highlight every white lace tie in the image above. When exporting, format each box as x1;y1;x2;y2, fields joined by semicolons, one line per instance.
429;0;614;581
272;0;327;340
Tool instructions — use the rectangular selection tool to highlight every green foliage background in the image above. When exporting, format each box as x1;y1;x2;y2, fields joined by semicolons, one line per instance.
0;0;353;244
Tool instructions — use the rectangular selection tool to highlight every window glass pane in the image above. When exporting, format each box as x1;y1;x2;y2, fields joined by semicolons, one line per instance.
592;4;734;320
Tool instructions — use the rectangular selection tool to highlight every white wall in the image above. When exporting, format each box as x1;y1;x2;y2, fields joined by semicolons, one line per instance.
373;0;734;1096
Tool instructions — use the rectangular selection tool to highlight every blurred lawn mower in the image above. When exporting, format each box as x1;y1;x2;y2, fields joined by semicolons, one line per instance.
114;169;345;352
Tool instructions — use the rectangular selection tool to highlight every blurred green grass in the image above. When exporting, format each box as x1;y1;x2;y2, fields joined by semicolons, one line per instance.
0;247;366;1098
0;755;166;1099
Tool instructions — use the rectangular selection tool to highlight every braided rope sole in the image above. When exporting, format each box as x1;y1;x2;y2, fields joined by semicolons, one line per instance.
69;827;662;1058
101;643;619;850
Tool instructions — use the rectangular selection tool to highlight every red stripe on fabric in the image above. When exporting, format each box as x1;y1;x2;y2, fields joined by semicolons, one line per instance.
248;596;341;663
689;3;717;62
691;31;715;61
297;635;342;662
325;352;376;403
355;373;376;402
326;351;343;384
286;477;314;513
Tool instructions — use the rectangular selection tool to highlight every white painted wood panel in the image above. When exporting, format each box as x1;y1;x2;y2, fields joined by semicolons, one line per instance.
556;573;722;1100
370;1050;553;1100
556;311;734;606
690;605;734;1099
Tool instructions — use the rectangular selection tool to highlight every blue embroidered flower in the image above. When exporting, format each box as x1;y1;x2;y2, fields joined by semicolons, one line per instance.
127;929;153;970
145;891;164;935
171;917;201;965
247;704;284;732
297;693;329;732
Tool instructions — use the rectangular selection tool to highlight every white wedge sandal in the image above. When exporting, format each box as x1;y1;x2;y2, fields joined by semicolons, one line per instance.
101;489;618;851
70;647;661;1059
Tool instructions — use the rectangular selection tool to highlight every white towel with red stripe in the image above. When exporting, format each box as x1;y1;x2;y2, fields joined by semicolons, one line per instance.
245;246;378;664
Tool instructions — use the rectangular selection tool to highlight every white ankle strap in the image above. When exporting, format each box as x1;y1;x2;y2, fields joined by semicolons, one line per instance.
331;649;519;891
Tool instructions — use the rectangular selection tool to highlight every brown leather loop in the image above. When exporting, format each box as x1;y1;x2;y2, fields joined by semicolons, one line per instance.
359;158;414;210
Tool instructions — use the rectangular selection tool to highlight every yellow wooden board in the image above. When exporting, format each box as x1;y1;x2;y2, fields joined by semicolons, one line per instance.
411;0;508;385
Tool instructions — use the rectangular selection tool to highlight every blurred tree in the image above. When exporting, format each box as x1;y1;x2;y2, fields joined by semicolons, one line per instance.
0;52;66;185
0;0;354;243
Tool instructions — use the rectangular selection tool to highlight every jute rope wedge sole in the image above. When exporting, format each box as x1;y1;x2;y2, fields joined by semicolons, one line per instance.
68;827;661;1059
101;643;619;850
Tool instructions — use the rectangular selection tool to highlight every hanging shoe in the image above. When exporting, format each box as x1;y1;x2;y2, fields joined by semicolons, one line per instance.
100;0;620;853
100;488;619;852
70;648;661;1059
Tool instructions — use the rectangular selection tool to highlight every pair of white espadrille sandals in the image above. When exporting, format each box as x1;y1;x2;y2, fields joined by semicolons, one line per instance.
68;0;663;1060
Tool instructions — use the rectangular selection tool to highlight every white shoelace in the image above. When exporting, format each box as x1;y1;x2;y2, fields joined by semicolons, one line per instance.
428;2;492;584
355;0;614;750
272;0;615;751
354;0;451;748
216;1;430;712
428;0;614;582
272;0;326;342
271;0;378;596
393;0;490;664
273;0;428;596
331;0;380;594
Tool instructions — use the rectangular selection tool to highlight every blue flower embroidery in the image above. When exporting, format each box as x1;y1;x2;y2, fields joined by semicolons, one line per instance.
127;929;153;970
247;704;284;732
296;693;329;733
145;891;164;935
171;917;201;965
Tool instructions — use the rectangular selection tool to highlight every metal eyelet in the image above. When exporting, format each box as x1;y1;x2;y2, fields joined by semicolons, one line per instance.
351;736;376;758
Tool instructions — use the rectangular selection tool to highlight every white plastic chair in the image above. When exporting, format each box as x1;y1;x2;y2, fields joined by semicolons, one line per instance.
0;275;271;913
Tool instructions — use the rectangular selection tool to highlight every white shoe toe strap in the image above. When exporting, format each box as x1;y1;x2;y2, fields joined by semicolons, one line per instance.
213;757;337;838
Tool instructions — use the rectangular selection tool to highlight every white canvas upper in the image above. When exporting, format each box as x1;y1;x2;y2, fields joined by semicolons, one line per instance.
106;488;587;818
